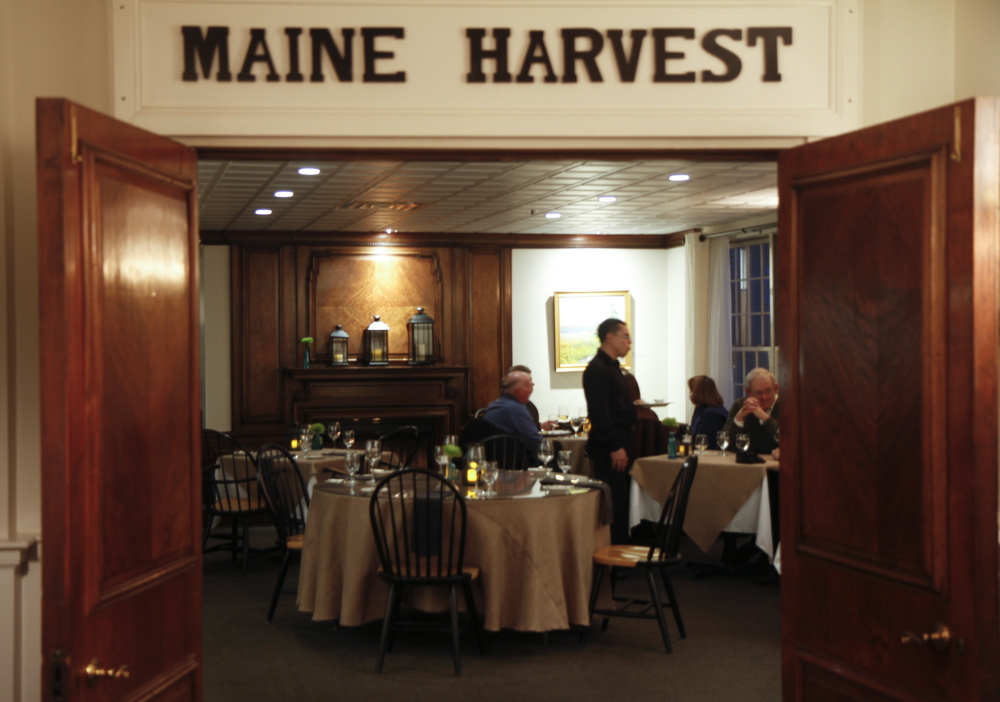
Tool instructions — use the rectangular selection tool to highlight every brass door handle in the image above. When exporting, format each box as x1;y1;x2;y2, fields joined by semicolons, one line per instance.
84;659;130;687
901;623;951;652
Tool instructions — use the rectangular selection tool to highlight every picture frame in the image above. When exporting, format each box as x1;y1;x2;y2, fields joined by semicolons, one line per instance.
553;291;632;372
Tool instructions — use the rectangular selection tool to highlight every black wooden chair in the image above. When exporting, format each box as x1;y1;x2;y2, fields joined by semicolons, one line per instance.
457;416;500;450
480;433;539;471
587;456;699;653
257;443;310;622
377;425;421;470
369;468;484;675
201;429;270;574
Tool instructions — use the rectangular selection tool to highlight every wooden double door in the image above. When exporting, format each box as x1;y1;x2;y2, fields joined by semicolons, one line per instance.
37;98;999;700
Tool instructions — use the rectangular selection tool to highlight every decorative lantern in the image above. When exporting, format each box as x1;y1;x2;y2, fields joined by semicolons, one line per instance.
361;314;390;365
327;324;349;366
407;307;435;365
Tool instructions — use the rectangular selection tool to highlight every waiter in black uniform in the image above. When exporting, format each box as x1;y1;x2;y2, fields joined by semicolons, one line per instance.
583;318;636;544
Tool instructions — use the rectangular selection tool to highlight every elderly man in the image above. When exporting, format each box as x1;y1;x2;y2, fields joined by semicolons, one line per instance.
482;369;543;449
723;367;780;454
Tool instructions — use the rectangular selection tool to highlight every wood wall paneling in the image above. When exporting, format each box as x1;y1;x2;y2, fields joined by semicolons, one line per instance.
468;249;509;412
235;247;283;426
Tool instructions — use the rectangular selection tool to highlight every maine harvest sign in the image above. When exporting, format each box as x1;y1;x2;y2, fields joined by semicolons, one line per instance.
113;0;859;139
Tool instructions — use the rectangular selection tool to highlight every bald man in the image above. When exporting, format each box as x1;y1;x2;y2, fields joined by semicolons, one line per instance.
482;370;544;449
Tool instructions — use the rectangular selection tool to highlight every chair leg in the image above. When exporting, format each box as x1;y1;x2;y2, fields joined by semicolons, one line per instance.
644;568;672;654
448;585;462;676
659;566;685;639
375;584;400;674
266;549;290;623
461;580;485;654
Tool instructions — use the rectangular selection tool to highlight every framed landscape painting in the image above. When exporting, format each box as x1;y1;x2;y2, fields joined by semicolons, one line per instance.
553;291;632;371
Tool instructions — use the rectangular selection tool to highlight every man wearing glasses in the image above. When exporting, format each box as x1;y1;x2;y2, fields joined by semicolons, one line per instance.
583;318;636;544
723;367;780;454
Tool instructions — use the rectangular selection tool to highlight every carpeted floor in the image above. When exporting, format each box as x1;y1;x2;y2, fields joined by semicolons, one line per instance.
202;529;781;702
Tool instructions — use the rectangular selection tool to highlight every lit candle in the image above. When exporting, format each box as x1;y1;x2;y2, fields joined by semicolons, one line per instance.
417;343;426;360
291;439;299;450
466;461;478;484
334;352;344;363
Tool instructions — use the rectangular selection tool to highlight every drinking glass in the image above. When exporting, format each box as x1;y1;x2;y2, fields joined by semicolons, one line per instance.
466;444;485;470
299;424;313;455
326;421;341;448
694;434;708;455
557;449;573;474
547;414;559;427
537;439;555;471
717;430;730;456
342;429;355;450
480;460;499;498
443;434;458;447
344;449;362;486
558;405;570;423
569;415;583;435
365;439;382;474
735;433;750;453
434;445;451;475
680;433;692;457
578;407;588;432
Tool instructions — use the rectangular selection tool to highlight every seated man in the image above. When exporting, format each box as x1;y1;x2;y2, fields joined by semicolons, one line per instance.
723;367;780;454
482;369;543;450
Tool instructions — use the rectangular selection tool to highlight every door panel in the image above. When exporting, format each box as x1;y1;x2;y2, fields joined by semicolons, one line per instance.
38;99;202;700
779;99;999;700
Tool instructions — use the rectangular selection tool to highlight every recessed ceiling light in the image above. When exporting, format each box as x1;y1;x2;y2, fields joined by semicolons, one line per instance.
255;209;272;215
297;167;320;176
274;190;294;198
668;174;690;182
598;195;617;203
545;212;561;219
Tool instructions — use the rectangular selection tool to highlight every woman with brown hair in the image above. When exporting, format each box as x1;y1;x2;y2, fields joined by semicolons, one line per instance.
687;375;729;451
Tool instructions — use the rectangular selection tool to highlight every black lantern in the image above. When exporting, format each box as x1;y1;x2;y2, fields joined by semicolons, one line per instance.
327;324;349;366
407;307;435;365
361;314;390;366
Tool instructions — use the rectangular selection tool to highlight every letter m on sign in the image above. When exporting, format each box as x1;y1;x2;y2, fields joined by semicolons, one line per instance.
182;26;233;81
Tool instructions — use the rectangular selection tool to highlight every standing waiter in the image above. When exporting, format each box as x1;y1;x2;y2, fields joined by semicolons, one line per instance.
583;318;636;544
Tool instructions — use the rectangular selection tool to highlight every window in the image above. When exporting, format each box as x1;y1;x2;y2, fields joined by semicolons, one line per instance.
730;234;776;401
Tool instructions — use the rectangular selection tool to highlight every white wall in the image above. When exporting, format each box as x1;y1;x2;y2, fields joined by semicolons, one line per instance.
511;248;688;424
201;246;232;431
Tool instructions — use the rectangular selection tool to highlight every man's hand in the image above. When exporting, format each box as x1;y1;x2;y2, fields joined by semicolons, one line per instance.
540;420;557;431
737;397;769;423
610;447;629;472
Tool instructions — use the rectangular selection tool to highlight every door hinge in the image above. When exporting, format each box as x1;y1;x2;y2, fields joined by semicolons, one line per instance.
51;649;69;702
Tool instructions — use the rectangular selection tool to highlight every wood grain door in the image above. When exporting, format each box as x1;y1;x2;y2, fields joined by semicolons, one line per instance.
778;98;1000;700
37;99;202;700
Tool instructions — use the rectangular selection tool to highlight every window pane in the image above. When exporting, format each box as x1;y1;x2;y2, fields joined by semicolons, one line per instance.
749;245;761;278
750;279;762;314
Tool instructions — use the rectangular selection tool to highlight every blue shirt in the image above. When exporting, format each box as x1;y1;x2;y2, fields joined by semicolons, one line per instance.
482;393;542;449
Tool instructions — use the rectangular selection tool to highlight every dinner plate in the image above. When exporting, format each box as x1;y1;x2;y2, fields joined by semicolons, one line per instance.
540;429;572;437
541;485;572;495
635;401;672;408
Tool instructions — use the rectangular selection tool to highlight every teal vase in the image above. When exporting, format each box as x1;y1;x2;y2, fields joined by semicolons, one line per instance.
310;435;323;451
303;347;310;368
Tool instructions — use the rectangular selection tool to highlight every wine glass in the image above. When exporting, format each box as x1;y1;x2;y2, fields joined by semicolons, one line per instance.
694;434;708;455
537;439;554;472
299;424;312;455
558;405;570;423
578;407;588;433
443;434;459;448
735;433;750;453
342;429;355;450
365;439;382;474
480;460;499;498
717;430;730;457
557;449;573;474
326;421;341;449
344;449;362;487
569;415;583;435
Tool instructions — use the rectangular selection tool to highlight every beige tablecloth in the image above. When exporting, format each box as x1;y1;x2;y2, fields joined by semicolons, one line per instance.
297;483;610;632
555;435;592;476
630;451;778;553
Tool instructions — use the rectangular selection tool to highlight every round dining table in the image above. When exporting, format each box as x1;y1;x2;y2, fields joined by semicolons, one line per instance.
297;471;611;633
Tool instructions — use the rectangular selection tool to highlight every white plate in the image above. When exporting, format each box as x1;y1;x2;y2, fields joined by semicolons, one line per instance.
635;401;672;408
541;485;571;495
540;429;572;437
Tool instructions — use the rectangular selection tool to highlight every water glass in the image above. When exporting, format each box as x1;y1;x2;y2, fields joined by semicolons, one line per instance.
480;460;499;498
694;434;708;455
345;449;362;484
327;421;341;447
434;445;451;475
557;449;573;474
558;406;570;422
365;439;382;474
342;429;355;449
537;439;554;470
717;430;730;456
736;433;750;453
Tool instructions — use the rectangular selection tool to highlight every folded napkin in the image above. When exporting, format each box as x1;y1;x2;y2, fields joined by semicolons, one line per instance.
540;476;614;525
735;450;766;464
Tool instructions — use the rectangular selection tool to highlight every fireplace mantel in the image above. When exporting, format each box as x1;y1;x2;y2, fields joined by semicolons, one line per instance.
285;365;471;441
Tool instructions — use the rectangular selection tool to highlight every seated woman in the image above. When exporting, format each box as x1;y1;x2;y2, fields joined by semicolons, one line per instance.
687;375;729;450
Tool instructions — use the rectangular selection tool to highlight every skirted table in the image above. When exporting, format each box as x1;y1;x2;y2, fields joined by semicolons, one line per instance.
297;474;610;632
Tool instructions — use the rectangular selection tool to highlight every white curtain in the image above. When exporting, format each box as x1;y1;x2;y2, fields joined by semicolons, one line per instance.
684;233;733;420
